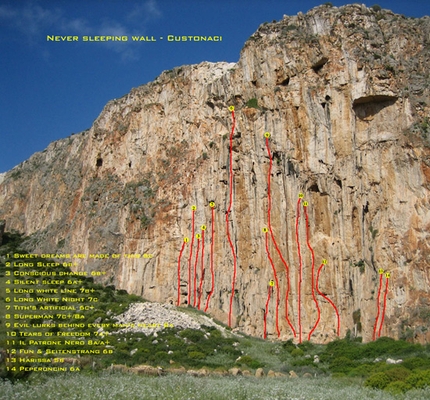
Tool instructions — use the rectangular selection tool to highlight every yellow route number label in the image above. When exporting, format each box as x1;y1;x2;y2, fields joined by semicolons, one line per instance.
184;237;189;243
201;225;207;231
228;106;235;112
269;279;275;287
196;233;201;239
262;227;269;233
191;205;197;211
299;193;304;199
209;201;216;208
303;201;309;207
385;272;391;278
322;259;328;265
264;132;271;138
378;268;385;275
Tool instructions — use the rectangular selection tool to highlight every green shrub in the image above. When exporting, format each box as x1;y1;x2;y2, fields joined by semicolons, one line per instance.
297;341;315;352
331;372;347;378
188;351;206;360
348;363;374;378
329;357;356;373
384;381;412;394
245;98;259;109
282;339;296;352
236;355;253;365
321;339;361;362
360;337;418;359
148;351;169;363
371;4;382;12
402;357;430;370
235;355;263;369
384;366;411;382
291;348;304;357
291;358;315;367
405;370;430;389
283;25;297;32
364;372;391;389
179;329;205;343
166;337;183;349
219;345;241;357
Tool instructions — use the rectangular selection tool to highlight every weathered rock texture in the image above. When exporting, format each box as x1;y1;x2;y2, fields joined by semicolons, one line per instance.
1;4;429;343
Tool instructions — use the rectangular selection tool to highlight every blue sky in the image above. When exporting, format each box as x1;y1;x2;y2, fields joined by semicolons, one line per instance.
1;0;429;173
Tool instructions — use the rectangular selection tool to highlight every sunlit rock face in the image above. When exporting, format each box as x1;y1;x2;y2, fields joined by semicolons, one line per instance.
1;4;429;343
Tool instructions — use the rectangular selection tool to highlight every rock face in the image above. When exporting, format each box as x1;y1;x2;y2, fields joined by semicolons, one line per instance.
0;4;429;343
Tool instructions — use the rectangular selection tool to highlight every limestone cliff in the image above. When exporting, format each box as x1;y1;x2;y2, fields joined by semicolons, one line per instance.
1;4;429;343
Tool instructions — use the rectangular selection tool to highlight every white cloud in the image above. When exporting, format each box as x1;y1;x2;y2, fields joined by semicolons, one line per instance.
0;1;162;62
59;17;92;36
144;0;162;18
0;4;61;37
127;0;162;22
0;5;17;19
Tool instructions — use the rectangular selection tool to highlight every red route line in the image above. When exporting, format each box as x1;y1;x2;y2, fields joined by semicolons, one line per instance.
187;209;195;306
264;285;273;339
373;273;384;340
227;108;237;327
378;276;389;338
316;262;340;337
204;206;216;312
265;135;296;337
304;205;321;341
197;229;205;310
193;237;200;307
265;231;280;337
295;197;303;343
176;240;187;306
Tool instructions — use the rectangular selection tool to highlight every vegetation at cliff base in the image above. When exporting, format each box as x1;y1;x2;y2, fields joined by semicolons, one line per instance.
1;231;430;398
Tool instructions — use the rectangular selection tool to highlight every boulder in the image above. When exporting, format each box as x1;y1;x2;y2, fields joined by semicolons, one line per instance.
289;370;299;378
255;368;265;378
228;367;242;376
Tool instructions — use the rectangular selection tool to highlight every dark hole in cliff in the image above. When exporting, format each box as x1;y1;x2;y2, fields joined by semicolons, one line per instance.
363;201;369;214
287;160;296;176
128;161;132;168
206;101;214;109
325;95;331;101
96;158;103;167
335;178;342;189
309;183;319;193
272;151;282;163
349;279;354;295
251;80;257;86
280;77;290;86
311;57;328;73
353;95;398;120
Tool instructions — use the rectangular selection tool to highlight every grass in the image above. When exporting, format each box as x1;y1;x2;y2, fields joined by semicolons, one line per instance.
245;98;260;109
2;371;430;400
